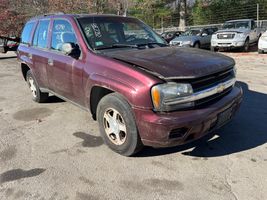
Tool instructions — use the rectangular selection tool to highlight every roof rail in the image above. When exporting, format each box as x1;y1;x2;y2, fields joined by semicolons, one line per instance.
29;12;65;20
43;12;65;17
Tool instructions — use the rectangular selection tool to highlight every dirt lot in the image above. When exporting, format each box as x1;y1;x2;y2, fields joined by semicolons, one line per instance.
0;50;266;200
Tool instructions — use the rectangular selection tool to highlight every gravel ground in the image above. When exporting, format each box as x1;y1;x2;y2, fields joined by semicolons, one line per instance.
0;50;266;200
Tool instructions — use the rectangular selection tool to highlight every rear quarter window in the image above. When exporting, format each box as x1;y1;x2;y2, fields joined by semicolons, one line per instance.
21;22;35;44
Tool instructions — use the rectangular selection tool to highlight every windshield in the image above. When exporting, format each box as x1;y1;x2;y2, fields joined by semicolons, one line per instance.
77;16;166;50
181;29;201;36
222;21;250;29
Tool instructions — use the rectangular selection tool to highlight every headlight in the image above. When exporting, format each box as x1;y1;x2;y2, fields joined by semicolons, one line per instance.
170;41;177;46
151;82;193;112
211;34;217;39
235;33;246;39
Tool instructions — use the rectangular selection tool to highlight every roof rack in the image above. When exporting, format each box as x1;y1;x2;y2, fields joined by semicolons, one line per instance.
43;12;65;17
29;12;65;20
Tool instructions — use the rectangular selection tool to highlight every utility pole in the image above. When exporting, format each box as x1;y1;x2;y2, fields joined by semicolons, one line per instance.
161;17;164;33
257;3;259;27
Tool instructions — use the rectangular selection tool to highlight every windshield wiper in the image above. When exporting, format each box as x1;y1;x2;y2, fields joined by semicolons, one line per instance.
94;44;138;50
137;42;169;47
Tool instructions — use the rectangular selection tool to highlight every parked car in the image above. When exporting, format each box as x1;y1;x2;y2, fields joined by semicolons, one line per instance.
18;14;242;156
258;30;267;54
169;27;218;49
0;37;19;53
161;31;184;43
7;40;19;51
211;19;263;52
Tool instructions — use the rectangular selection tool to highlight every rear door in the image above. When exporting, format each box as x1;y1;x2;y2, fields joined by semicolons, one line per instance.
200;29;211;47
31;19;51;89
46;18;84;104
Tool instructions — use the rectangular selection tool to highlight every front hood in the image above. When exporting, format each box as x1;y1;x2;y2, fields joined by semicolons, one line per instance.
172;36;197;42
104;47;234;79
216;28;249;34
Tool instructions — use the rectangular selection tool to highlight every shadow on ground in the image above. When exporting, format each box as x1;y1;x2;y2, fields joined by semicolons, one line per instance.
0;56;17;60
45;95;65;103
0;168;46;184
137;81;267;157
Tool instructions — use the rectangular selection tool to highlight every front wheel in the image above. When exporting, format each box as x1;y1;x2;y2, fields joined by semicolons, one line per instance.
258;49;264;54
193;42;200;48
210;47;218;52
242;39;250;52
96;93;143;156
26;70;48;103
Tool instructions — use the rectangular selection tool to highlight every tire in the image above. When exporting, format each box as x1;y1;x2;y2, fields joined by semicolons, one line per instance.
0;46;7;53
242;38;250;52
258;49;264;54
193;42;200;48
26;70;48;103
96;93;143;156
210;47;218;52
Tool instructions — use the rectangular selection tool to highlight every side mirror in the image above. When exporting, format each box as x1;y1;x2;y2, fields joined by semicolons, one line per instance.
62;43;81;59
202;33;208;37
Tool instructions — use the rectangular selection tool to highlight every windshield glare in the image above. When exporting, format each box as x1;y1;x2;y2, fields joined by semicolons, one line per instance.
223;21;249;29
77;17;166;50
182;29;201;36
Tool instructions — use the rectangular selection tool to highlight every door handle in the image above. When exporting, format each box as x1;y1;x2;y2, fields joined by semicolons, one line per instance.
48;58;54;66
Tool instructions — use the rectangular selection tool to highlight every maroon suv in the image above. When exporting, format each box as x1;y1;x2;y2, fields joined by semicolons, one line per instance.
17;14;242;156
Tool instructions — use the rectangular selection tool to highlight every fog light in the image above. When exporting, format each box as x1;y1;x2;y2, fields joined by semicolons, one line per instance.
169;127;188;139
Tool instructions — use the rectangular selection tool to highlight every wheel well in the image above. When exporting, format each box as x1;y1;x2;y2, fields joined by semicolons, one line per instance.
21;63;30;81
90;86;113;120
194;41;200;46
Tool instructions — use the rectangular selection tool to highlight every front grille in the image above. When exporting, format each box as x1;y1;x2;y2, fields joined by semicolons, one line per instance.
195;86;233;108
175;68;235;108
217;33;235;39
190;68;235;92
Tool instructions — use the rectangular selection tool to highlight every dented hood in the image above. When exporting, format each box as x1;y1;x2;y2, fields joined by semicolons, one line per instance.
105;47;234;79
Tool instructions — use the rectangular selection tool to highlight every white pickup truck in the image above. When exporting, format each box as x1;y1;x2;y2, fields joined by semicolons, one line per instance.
211;19;263;52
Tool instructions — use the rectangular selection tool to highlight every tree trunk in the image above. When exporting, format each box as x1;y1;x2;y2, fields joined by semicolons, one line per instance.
179;0;187;31
117;2;123;15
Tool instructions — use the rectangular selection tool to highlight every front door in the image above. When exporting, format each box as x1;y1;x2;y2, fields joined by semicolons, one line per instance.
46;19;84;105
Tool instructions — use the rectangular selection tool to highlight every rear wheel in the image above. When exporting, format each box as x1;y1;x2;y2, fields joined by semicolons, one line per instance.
97;93;143;156
26;70;48;103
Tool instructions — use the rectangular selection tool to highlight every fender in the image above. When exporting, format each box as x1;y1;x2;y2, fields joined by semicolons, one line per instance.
84;73;152;111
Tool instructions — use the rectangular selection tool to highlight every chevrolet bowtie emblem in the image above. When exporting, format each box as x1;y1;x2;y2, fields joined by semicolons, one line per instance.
217;84;225;93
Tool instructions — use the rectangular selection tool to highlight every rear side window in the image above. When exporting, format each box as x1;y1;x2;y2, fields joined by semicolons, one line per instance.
33;20;50;48
51;19;77;52
21;22;35;44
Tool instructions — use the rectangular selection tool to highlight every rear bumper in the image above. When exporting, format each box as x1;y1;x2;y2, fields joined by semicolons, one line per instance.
134;86;243;147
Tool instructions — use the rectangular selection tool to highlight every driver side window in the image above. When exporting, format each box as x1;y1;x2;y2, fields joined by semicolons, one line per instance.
51;19;77;52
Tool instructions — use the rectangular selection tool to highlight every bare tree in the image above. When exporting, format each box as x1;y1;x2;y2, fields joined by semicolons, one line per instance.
179;0;187;31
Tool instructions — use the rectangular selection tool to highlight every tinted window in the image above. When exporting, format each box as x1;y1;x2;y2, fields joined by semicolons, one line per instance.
33;20;50;48
51;19;77;51
21;22;34;44
207;28;216;35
